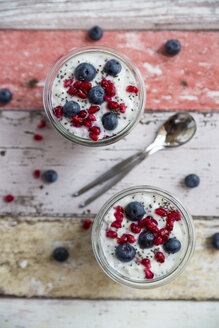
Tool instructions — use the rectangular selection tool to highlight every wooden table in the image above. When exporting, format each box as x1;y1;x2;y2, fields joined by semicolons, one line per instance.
0;1;219;327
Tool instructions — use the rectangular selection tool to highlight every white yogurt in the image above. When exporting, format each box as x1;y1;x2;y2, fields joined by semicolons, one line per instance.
51;51;140;140
100;192;187;280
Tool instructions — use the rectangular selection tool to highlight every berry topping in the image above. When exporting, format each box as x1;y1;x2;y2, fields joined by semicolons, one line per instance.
164;238;181;254
117;234;128;244
44;170;58;183
115;206;124;213
165;39;181;56
33;134;43;141
89;126;100;135
88;106;100;114
102;112;118;130
138;217;151;228
53;247;69;262
72;116;84;127
78;110;87;118
63;101;80;118
104;59;122;76
75;63;96;82
130;223;141;234
155;251;165;263
89;132;99;141
88;26;103;41
184;174;200;188
106;230;117;239
114;212;124;222
159;228;169;241
154;236;163;246
211;233;219;250
107;101;120;110
4;194;14;203
119;103;126;113
87;114;96;121
0;88;12;104
104;83;116;97
126;85;138;95
166;217;174;231
88;86;105;104
37;120;46;129
111;221;122;229
115;243;136;262
155;208;167;217
138;231;155;249
33;170;40;179
64;79;73;88
83;118;93;128
167;210;181;221
125;201;145;221
141;258;151;268
53;106;63;119
82;218;91;230
145;268;154;279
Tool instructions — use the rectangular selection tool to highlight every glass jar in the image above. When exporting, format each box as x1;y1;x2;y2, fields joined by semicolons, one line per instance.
43;45;146;147
92;186;195;289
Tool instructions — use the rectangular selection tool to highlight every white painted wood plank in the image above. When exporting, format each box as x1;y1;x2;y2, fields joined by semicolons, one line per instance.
0;0;218;30
0;110;218;217
0;299;218;328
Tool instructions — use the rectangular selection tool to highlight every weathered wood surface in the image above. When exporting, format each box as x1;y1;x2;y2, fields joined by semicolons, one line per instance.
0;299;219;328
0;0;219;31
0;31;218;111
0;110;218;217
0;216;218;299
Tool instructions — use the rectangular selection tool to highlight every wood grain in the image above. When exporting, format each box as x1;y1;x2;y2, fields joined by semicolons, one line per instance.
0;110;218;217
0;299;219;328
0;0;219;30
0;31;219;111
0;216;218;299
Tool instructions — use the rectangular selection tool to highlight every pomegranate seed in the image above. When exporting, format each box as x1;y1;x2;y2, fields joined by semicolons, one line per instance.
82;219;91;230
126;85;138;94
138;218;151;228
37;120;46;129
67;87;77;96
154;236;163;246
73;81;82;88
151;226;160;234
107;101;119;110
78;110;87;118
89;132;99;141
33;134;43;141
88;106;100;114
105;84;116;97
80;81;92;91
100;78;110;87
150;217;158;225
104;96;112;102
64;79;73;88
106;230;117;239
111;221;122;229
155;208;167;217
117;234;128;244
33;170;40;179
130;223;141;234
88;114;96;121
83;119;92;128
155;251;165;263
141;258;151;268
114;212;124;222
72;116;84;127
89;126;100;135
115;206;124;213
119;103;126;113
145;268;154;279
159;228;169;241
53;106;63;118
77;89;87;99
166;218;174;231
168;210;181;221
4;194;14;203
127;234;136;243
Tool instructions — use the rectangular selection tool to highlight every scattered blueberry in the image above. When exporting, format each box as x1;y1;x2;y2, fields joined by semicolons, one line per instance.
102;112;118;130
63;101;80;118
211;233;219;250
88;26;103;41
75;63;96;82
125;201;145;221
115;243;136;262
44;170;58;183
164;238;181;254
104;59;122;76
53;247;69;262
0;88;12;104
88;86;105;104
164;39;181;56
138;231;155;248
184;174;200;188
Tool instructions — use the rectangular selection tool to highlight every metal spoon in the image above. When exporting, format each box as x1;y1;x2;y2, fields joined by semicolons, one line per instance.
74;112;197;207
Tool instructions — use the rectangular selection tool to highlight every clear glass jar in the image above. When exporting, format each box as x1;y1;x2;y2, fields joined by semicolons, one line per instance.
92;186;195;289
43;45;146;147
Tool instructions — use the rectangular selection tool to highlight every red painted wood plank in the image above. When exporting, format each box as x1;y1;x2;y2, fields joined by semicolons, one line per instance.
0;31;218;111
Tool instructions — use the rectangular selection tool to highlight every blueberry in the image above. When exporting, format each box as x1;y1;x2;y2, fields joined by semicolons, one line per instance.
88;86;105;104
125;201;145;221
75;63;96;82
211;233;219;250
138;231;155;249
63;101;80;118
164;238;181;254
53;247;69;262
0;88;12;104
104;59;122;76
115;243;136;262
184;174;200;188
102;112;118;130
165;39;181;56
44;170;58;183
88;26;103;41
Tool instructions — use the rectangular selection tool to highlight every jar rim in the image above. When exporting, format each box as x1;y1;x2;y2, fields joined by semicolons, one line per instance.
92;185;195;289
43;45;146;147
